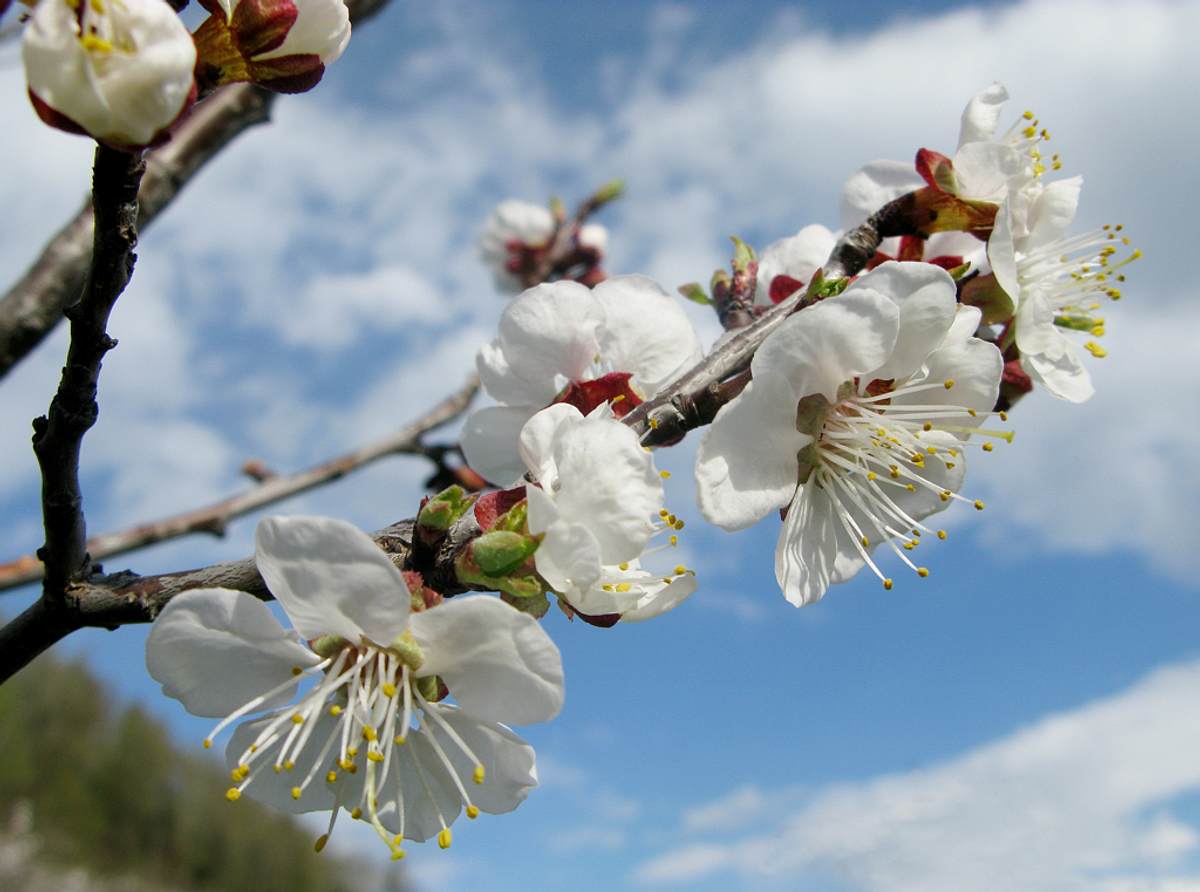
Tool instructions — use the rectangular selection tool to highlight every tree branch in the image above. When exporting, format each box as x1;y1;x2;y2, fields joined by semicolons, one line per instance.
0;374;479;593
624;192;919;447
33;146;145;604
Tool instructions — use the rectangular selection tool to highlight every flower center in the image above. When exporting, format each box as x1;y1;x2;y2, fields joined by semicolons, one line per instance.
795;376;1013;589
204;638;489;859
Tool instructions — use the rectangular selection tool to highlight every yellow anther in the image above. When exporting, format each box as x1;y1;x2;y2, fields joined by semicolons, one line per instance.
347;747;358;758
882;579;894;591
601;584;613;591
394;735;407;745
982;442;994;452
80;34;114;53
1085;341;1108;358
203;739;213;750
467;805;480;819
390;849;406;861
326;770;338;784
291;786;302;800
362;726;377;742
1023;110;1034;119
616;583;632;593
619;562;629;571
905;484;916;492
673;565;687;576
1131;249;1143;259
927;446;937;455
648;418;659;430
329;705;342;716
940;491;950;502
225;788;241;802
339;758;354;771
611;394;626;403
674;520;685;530
946;462;956;470
861;536;870;547
273;765;283;774
917;567;930;578
473;765;486;785
314;834;329;853
351;807;363;820
438;828;453;849
867;471;877;481
659;509;669;518
284;760;295;771
669;534;678;545
382;682;397;698
659;470;671;479
974;500;985;510
889;466;900;479
368;751;385;763
922;422;933;432
943;379;955;390
937;530;948;540
1023;125;1037;138
902;542;915;551
291;666;303;676
998;411;1008;421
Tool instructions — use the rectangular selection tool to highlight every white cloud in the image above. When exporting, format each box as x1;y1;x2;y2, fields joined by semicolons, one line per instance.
682;785;767;834
635;658;1200;891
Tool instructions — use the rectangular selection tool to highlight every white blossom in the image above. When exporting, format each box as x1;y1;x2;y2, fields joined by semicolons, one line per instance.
462;276;702;485
520;404;695;622
22;0;196;147
479;199;607;294
989;179;1141;402
697;262;1004;606
146;516;563;858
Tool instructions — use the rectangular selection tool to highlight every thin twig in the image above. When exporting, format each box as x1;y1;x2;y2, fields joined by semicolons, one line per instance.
0;374;479;592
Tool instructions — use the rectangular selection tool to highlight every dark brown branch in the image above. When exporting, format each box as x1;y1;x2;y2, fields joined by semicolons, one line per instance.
33;146;144;604
0;375;479;593
0;0;392;380
624;192;920;447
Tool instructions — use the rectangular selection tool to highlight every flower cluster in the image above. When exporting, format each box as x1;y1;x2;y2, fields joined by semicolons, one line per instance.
131;82;1134;864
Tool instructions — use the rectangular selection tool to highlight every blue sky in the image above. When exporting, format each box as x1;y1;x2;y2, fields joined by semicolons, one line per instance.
1;1;1199;890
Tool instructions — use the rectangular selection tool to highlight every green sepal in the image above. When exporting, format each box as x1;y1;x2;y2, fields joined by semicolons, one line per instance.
730;235;757;273
417;485;476;532
491;500;529;535
473;530;539;577
806;269;849;300
945;262;973;281
959;272;1016;325
592;178;625;205
500;589;551;619
678;282;713;306
710;268;731;293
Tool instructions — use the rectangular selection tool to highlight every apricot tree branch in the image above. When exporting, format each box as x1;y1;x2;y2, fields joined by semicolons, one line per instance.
0;374;479;593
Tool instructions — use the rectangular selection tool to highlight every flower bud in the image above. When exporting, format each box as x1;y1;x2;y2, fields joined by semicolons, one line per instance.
22;0;198;148
193;0;350;94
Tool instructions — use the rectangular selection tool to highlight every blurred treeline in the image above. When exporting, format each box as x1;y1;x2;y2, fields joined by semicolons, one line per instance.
0;650;372;892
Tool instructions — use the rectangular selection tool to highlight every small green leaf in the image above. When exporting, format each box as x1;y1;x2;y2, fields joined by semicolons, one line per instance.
678;282;712;305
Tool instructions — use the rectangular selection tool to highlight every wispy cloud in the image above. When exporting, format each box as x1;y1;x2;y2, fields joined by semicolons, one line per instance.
635;658;1200;890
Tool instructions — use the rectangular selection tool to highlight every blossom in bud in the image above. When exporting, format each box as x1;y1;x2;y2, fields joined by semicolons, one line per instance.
479;199;607;294
520;404;696;622
755;224;838;306
989;179;1140;402
22;0;197;148
146;515;563;859
192;0;351;94
462;276;703;485
697;262;1004;606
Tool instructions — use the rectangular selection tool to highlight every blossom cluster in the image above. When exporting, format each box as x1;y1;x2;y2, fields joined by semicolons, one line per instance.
130;82;1136;861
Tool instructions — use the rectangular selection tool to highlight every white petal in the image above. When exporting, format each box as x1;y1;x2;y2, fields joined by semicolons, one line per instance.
696;374;806;531
1014;288;1061;356
840;160;925;230
753;290;899;404
550;417;661;562
755;225;838;305
952;142;1025;202
774;482;840;607
384;734;463;842
620;574;698;623
988;201;1020;309
145;588;319;718
478;282;603;406
578;222;608;252
853;262;958;383
535;514;605;595
422;704;538;815
592;275;703;395
1023;176;1082;251
225;712;340;814
408;595;564;726
461;404;537;486
896;337;1002;420
517;403;581;485
957;82;1009;147
944;305;983;347
1027;346;1095;403
254;0;351;64
255;516;410;645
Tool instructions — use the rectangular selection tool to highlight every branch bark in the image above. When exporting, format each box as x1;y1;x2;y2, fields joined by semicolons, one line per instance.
0;374;479;592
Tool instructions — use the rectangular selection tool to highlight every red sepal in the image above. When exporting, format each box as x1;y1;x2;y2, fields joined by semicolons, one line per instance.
1002;359;1034;393
231;0;298;57
473;487;527;531
915;148;957;192
554;371;642;418
248;54;325;94
768;274;805;305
